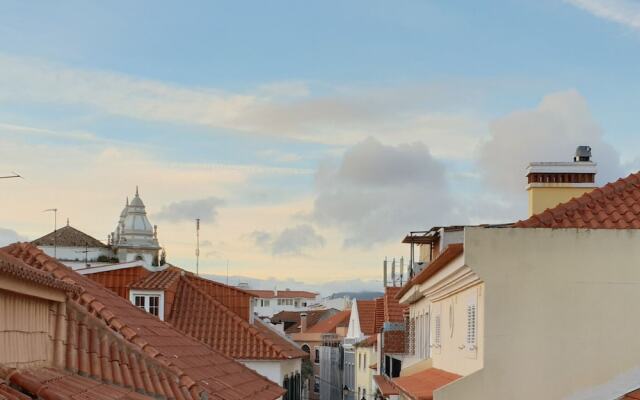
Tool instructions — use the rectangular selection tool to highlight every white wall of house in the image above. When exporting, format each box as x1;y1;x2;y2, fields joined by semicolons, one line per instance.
38;245;112;262
242;358;302;399
436;227;640;400
254;297;318;318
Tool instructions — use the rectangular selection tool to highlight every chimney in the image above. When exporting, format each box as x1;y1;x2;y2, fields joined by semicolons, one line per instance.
526;146;597;217
383;258;388;287
300;313;308;333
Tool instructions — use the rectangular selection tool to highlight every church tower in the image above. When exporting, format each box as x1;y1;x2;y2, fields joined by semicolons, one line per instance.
112;187;162;266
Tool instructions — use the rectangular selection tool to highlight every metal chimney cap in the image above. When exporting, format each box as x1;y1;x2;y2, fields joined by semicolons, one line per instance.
574;146;592;162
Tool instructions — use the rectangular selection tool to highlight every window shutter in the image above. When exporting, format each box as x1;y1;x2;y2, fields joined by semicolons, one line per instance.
466;289;478;355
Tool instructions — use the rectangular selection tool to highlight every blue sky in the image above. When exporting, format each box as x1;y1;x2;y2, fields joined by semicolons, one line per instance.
1;0;640;291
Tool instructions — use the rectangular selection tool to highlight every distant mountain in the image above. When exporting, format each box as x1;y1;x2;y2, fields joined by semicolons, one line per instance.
328;291;383;300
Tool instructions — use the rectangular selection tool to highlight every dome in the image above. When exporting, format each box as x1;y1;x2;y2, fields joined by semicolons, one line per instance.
114;187;160;250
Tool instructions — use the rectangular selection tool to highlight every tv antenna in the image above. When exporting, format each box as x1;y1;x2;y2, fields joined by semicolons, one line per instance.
0;171;23;179
195;218;200;276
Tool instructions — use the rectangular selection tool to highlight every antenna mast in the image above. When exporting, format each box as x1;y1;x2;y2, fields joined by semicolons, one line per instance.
0;171;22;179
195;218;200;276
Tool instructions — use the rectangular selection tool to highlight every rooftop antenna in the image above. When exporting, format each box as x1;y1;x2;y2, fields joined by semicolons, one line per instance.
195;218;200;276
43;208;58;258
0;171;23;179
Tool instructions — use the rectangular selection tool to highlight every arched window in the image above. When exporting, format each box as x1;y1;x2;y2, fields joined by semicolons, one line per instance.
302;344;310;354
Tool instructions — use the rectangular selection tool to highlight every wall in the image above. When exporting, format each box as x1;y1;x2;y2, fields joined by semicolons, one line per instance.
39;245;111;262
0;289;52;368
527;186;593;216
254;297;316;318
437;227;640;400
429;283;483;377
242;358;302;400
355;346;376;400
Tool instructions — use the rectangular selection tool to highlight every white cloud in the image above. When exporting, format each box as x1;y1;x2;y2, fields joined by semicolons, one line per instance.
0;227;28;246
567;0;640;30
0;53;484;154
155;197;225;223
312;137;463;247
248;224;326;256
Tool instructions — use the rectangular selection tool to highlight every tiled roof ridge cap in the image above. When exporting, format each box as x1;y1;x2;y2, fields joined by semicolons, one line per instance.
182;270;258;298
5;243;205;399
179;276;289;359
0;248;82;294
128;266;182;289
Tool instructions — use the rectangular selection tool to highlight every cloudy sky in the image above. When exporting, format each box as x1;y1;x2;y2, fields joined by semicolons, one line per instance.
1;0;640;292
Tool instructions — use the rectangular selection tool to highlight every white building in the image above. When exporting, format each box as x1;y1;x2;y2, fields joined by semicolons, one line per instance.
247;288;320;318
33;188;162;269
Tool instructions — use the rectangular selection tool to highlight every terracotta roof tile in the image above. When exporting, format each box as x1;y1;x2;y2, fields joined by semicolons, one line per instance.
168;276;306;360
354;335;377;348
31;225;108;248
624;389;640;399
2;243;284;400
391;368;461;400
0;250;81;294
374;297;385;334
516;172;640;228
246;290;318;299
372;375;399;397
306;310;351;334
396;244;464;300
356;300;377;336
271;310;336;334
130;267;182;290
383;287;407;323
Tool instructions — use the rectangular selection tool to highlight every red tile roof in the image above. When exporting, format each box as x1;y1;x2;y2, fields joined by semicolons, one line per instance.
374;297;385;334
306;310;351;334
271;310;337;334
2;243;284;400
246;289;318;299
625;389;640;399
396;244;464;300
391;368;461;400
383;287;407;324
168;276;306;360
6;368;154;400
383;330;405;354
130;267;182;290
31;225;108;248
0;250;81;294
86;265;150;299
356;300;377;336
373;375;399;397
515;172;640;229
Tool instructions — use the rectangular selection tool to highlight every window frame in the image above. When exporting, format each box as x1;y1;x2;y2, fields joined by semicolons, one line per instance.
129;290;165;321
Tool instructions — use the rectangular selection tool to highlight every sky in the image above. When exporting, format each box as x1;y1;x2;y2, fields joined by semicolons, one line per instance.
1;0;640;293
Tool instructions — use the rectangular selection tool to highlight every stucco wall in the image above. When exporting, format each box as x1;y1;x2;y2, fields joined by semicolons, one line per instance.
527;186;593;217
242;358;301;400
437;227;640;400
355;346;376;400
39;245;111;262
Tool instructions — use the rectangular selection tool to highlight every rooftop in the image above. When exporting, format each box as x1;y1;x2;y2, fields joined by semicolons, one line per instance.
516;171;640;229
246;289;318;299
2;242;284;400
31;225;108;248
391;368;461;400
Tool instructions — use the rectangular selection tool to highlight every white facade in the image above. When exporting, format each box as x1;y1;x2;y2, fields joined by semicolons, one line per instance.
253;292;320;318
38;245;112;265
242;358;302;400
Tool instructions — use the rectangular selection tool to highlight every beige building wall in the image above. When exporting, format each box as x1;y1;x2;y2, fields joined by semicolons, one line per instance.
429;283;484;377
0;289;53;368
355;345;376;399
436;227;640;400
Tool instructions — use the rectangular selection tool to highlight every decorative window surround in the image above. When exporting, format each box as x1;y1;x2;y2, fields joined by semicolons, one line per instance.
129;289;165;321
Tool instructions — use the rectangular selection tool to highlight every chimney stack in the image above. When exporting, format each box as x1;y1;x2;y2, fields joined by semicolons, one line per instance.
300;313;308;333
526;146;597;216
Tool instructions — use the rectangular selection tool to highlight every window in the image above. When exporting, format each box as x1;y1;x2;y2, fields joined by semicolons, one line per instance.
313;376;320;393
130;291;164;320
358;353;361;369
314;348;320;364
259;299;270;307
363;354;367;371
434;314;441;349
363;388;366;399
302;344;310;354
466;290;478;357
